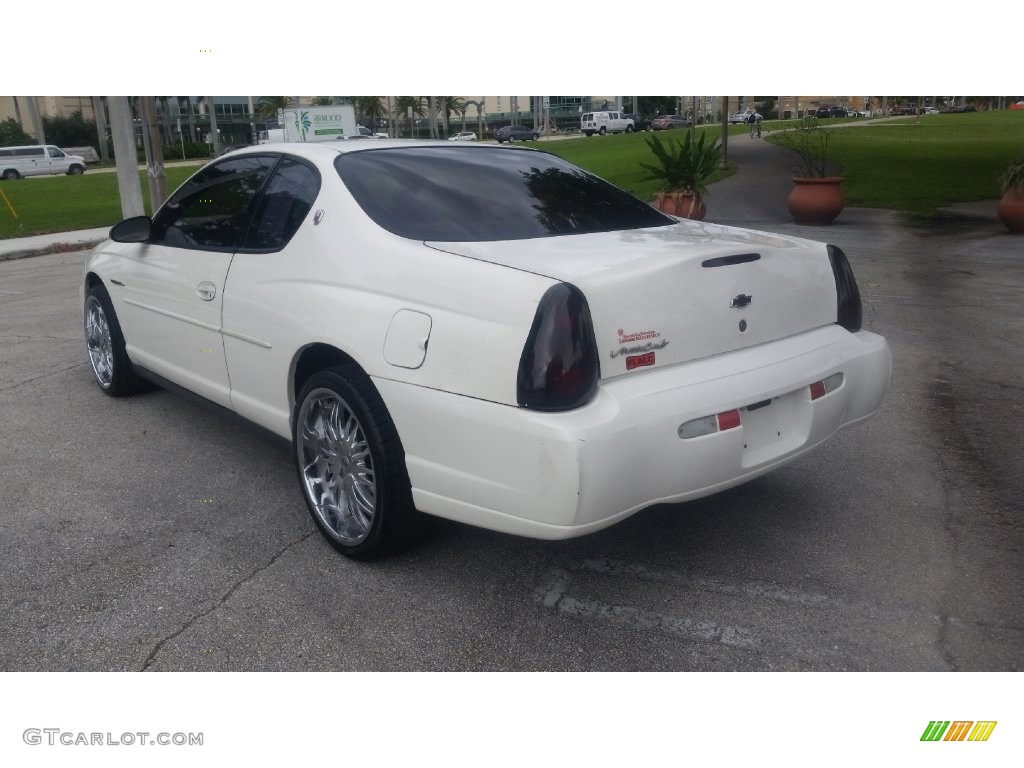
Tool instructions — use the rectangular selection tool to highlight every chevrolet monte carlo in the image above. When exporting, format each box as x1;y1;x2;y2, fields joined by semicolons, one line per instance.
83;141;891;558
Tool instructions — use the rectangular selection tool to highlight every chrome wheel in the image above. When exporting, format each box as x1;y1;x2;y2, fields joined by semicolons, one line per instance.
297;389;377;545
85;295;114;388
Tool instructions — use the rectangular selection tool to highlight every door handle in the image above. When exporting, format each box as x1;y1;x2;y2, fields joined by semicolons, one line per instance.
196;282;217;301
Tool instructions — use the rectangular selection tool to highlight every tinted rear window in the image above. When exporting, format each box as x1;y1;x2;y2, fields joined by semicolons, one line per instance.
335;146;671;242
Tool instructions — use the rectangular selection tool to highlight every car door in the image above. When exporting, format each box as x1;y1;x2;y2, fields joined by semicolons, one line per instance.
25;147;48;177
46;146;69;174
115;154;278;407
220;155;322;436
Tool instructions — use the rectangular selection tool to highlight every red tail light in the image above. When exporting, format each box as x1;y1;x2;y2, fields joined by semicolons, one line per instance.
827;244;862;332
517;283;600;411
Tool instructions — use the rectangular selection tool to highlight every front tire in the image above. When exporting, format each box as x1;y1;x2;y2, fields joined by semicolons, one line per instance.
294;365;418;559
84;283;140;396
599;126;607;135
625;125;634;133
67;164;85;176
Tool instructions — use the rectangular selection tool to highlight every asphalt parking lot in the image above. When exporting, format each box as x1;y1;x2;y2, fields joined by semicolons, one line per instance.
1;162;1022;671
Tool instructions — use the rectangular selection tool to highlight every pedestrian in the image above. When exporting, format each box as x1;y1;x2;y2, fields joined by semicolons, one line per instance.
754;110;763;138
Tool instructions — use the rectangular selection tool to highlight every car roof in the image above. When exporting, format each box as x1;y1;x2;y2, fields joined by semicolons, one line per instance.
224;139;495;160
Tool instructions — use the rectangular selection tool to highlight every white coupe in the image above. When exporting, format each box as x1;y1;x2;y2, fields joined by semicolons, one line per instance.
83;141;890;558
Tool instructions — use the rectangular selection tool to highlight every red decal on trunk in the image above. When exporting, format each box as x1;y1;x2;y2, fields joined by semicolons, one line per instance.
626;352;656;370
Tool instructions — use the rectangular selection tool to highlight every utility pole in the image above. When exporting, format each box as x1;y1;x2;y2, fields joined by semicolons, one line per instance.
141;97;167;212
24;97;45;145
720;97;729;171
107;96;145;219
207;97;221;155
92;97;110;164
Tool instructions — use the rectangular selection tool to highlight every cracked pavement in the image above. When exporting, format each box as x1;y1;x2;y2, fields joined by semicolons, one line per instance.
0;205;1021;670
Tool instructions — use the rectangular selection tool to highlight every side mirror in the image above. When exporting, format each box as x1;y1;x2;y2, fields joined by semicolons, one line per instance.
110;215;152;243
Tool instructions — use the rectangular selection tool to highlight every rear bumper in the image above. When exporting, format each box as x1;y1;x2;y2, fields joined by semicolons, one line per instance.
374;325;890;539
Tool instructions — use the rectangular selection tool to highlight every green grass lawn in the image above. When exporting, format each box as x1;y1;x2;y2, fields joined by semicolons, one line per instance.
771;111;1024;212
0;167;198;239
534;125;737;202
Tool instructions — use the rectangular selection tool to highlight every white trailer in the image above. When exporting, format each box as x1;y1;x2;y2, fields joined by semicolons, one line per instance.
277;105;358;142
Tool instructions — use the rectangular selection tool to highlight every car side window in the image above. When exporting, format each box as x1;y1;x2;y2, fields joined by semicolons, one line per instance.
240;157;321;251
150;155;277;250
47;147;64;158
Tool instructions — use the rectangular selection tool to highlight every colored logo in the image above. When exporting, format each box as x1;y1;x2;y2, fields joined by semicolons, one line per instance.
294;111;312;141
920;721;997;742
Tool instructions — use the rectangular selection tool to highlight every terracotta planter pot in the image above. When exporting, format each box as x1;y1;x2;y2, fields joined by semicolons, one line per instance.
672;191;706;221
653;191;677;215
787;177;844;225
652;190;706;220
997;190;1024;234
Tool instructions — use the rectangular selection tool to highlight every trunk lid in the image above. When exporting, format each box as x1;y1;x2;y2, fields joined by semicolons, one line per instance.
427;221;839;380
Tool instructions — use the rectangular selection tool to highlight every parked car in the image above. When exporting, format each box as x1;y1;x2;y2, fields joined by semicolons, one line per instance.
651;114;692;130
815;106;848;118
729;110;754;124
357;125;389;138
494;125;539;143
580;111;635;136
448;131;477;141
953;104;978;113
624;113;652;131
83;141;891;559
0;145;87;179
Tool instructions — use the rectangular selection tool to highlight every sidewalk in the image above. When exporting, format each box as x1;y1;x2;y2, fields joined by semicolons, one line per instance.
0;226;111;261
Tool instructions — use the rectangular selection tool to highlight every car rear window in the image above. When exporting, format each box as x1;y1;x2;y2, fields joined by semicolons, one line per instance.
335;146;671;242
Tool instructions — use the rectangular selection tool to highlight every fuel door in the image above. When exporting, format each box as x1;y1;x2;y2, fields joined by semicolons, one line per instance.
383;310;432;369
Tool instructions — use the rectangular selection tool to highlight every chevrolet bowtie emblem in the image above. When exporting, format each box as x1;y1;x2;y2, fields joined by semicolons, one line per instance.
731;294;752;308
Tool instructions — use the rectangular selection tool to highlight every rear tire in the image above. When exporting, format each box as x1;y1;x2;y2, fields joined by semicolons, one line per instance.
599;126;607;135
294;365;419;559
2;169;19;180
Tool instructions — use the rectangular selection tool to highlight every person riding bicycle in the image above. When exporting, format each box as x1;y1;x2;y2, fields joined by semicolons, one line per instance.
748;110;763;138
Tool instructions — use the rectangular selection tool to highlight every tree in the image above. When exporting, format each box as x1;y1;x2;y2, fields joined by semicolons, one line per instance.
42;111;97;148
257;96;293;121
394;97;425;137
437;97;464;138
353;97;387;132
311;96;334;106
0;117;31;146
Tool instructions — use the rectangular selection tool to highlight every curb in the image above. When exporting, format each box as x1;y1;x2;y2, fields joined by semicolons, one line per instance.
0;239;105;262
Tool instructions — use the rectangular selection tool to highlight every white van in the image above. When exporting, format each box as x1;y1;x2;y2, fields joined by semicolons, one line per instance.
580;111;635;137
0;145;88;180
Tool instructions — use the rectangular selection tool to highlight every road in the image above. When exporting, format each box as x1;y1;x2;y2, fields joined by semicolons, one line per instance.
0;210;1021;671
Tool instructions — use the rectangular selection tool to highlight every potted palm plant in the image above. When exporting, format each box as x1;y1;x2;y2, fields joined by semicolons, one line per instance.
769;117;844;224
997;158;1024;234
640;131;722;220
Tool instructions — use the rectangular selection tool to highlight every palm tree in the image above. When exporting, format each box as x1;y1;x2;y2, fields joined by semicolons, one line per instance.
437;97;464;138
353;97;387;132
427;97;437;139
256;96;293;121
394;97;425;138
311;96;334;106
